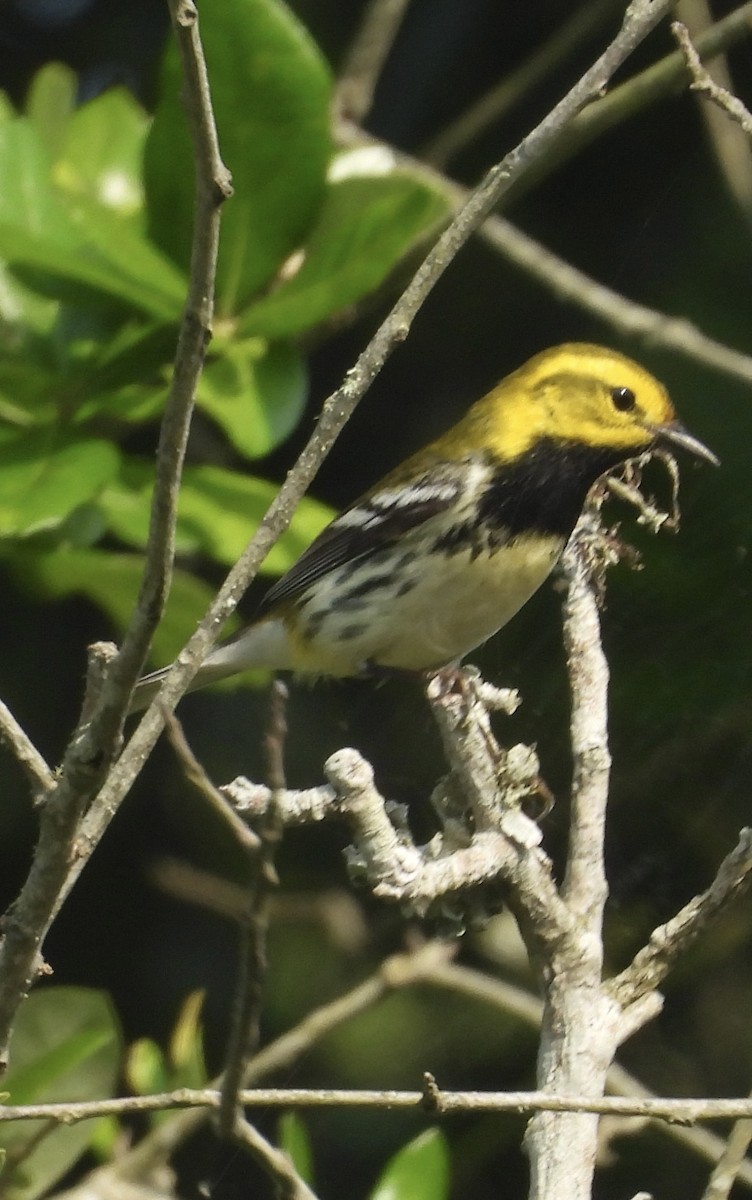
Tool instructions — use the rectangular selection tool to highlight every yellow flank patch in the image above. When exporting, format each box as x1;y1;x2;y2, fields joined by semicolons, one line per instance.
289;531;564;675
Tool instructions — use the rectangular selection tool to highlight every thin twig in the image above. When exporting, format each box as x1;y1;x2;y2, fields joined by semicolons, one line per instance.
52;942;456;1190
0;699;54;799
111;0;232;706
232;1113;319;1200
30;940;752;1191
0;0;230;1071
427;961;752;1188
503;1;752;203
608;828;752;1008
608;1063;752;1191
673;18;752;135
476;213;752;387
0;641;118;1071
338;117;752;387
1;1086;752;1124
165;710;260;852
423;0;623;167
674;0;752;221
701;1096;752;1200
218;681;287;1134
335;0;412;123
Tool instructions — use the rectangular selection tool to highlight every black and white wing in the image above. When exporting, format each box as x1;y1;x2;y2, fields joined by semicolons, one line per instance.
254;472;462;618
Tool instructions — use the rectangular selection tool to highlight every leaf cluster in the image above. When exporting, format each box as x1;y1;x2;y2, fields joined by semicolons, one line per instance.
0;0;448;669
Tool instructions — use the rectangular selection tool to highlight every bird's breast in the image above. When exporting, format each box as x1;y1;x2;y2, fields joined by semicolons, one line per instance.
290;525;565;675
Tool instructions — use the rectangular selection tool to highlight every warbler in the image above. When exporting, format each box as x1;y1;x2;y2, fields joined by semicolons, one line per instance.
131;343;717;711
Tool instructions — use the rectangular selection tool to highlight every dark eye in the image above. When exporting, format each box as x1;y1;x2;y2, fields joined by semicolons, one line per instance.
611;386;636;412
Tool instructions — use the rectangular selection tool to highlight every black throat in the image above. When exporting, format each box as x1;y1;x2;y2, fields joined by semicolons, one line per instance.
477;437;633;539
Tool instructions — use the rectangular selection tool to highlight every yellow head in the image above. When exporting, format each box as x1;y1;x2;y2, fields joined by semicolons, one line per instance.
436;343;717;466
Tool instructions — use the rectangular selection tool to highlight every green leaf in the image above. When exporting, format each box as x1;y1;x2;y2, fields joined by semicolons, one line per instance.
0;212;186;321
88;1115;121;1163
125;996;207;1130
65;323;176;423
174;464;333;571
0;322;173;433
168;991;207;1089
0;351;60;427
369;1130;450;1200
0;115;69;330
144;0;332;315
0;81;182;320
196;338;307;459
278;1113;314;1185
25;64;77;162
100;459;334;574
0;114;70;241
9;547;223;665
0;261;56;335
241;163;449;338
0;432;120;537
0;987;121;1200
126;1039;169;1096
24;64;147;218
95;465;159;550
0;91;15;125
54;86;147;216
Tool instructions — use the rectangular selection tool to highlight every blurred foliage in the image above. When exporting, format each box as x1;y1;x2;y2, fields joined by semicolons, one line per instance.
278;1111;316;1187
0;0;448;669
0;0;751;1198
369;1128;450;1200
125;989;208;1127
0;987;120;1199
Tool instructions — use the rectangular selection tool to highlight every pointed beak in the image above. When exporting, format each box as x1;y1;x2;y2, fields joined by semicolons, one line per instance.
648;421;720;467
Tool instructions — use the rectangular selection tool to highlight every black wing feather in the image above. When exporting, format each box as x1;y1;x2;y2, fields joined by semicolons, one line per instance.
254;477;460;619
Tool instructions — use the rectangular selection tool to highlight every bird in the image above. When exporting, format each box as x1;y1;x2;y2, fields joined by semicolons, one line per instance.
130;343;718;712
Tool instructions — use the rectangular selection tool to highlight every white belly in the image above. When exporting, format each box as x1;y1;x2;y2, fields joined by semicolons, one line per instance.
297;533;564;674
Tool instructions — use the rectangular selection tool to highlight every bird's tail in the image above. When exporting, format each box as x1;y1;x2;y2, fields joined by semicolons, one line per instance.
129;617;293;714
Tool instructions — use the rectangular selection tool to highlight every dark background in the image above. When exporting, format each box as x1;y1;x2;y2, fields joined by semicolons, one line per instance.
1;1;751;1197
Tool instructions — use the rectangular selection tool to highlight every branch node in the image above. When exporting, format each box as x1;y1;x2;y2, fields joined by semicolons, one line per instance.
79;641;119;721
421;1071;444;1113
176;0;197;27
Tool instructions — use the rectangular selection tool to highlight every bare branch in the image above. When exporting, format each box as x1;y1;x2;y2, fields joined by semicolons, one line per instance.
673;18;752;135
476;214;752;388
559;509;612;921
608;1062;752;1191
507;1;752;202
0;698;54;799
218;684;287;1135
47;942;457;1191
25;941;752;1192
424;0;623;167
231;1113;319;1200
111;0;232;704
165;711;261;852
701;1092;752;1200
224;776;336;827
335;0;412;123
674;1;752;221
337;121;752;387
523;508;621;1200
431;955;752;1186
2;1086;752;1125
0;641;121;1071
0;0;229;1070
609;828;752;1008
